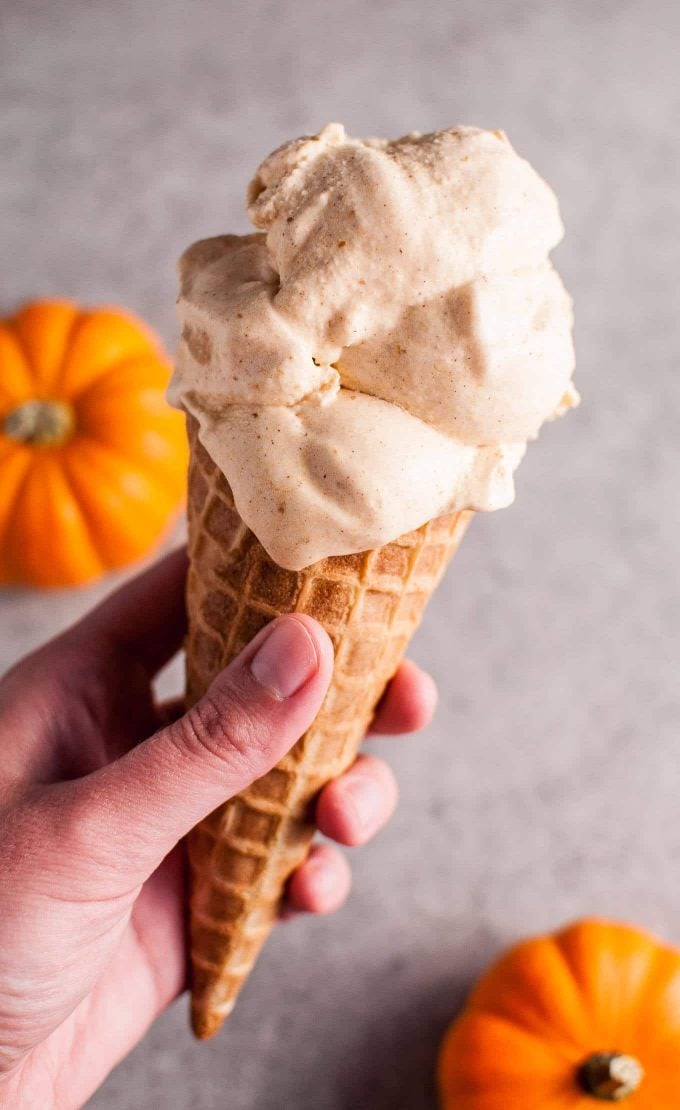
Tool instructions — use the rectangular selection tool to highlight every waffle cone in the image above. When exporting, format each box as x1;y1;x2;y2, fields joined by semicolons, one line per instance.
184;416;471;1037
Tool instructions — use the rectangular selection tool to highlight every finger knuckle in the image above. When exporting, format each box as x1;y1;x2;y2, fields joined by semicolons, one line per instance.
173;688;267;779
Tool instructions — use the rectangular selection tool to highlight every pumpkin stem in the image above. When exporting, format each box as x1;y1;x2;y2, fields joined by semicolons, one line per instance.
4;400;75;447
578;1052;644;1101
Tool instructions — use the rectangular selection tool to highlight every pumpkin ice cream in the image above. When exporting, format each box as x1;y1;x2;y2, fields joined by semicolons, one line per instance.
169;123;577;1036
170;123;576;569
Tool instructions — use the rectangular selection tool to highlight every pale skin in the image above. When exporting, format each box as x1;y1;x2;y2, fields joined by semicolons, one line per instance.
0;550;438;1108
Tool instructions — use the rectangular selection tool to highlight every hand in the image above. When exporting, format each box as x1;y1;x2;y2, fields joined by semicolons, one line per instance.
0;550;437;1108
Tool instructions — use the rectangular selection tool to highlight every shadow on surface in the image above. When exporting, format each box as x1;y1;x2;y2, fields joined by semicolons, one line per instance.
336;970;471;1110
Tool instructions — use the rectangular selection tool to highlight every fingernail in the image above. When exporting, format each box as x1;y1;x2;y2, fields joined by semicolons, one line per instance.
250;617;319;699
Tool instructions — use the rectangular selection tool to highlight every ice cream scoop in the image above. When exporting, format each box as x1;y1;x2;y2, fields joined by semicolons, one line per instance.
170;123;576;569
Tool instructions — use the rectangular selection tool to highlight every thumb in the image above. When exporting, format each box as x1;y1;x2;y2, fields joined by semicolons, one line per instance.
70;615;334;882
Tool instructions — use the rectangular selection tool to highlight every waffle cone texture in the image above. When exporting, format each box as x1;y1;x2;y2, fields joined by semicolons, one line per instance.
185;416;471;1037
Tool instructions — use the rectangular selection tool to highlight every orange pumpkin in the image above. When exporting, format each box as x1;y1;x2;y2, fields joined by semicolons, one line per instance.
438;919;680;1108
0;300;187;586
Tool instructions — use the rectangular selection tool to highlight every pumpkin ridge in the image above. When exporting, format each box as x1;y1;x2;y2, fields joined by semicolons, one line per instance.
465;1009;580;1059
467;935;592;1055
70;433;181;501
53;308;91;398
43;455;105;583
545;931;612;1050
0;324;34;409
438;1010;579;1105
78;427;187;495
58;309;164;398
72;353;172;403
471;996;586;1065
72;355;186;492
61;438;176;568
1;455;39;581
10;300;79;395
8;455;104;585
555;919;658;1050
58;446;129;567
0;449;34;575
61;437;178;567
55;454;113;571
627;944;680;1047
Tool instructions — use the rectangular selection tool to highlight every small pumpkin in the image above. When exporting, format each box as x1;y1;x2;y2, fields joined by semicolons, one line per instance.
0;300;187;586
438;919;680;1108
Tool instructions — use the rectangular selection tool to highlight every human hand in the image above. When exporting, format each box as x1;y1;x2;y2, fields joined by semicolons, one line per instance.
0;550;437;1108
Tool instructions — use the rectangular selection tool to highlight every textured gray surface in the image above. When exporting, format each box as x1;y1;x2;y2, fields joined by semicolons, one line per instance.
2;0;680;1107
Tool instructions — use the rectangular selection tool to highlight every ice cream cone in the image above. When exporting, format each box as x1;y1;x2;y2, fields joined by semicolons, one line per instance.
184;417;470;1037
176;123;576;1040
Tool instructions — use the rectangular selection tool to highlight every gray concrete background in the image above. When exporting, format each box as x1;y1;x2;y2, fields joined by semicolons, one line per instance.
2;0;679;1107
